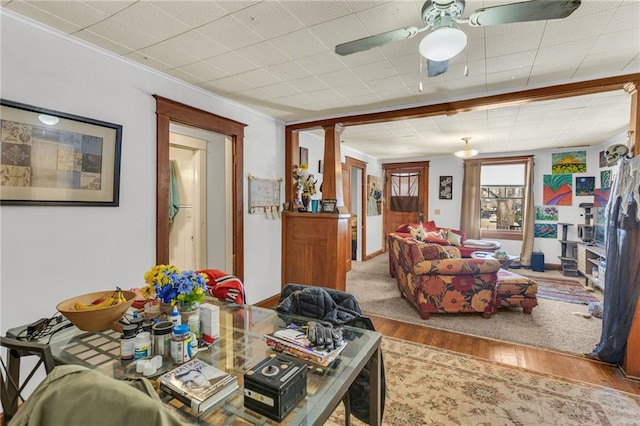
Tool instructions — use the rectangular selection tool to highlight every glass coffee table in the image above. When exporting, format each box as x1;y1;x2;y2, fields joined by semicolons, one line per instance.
471;251;519;269
42;302;382;425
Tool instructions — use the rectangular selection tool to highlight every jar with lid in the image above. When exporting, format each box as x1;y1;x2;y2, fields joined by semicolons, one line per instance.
120;324;138;360
152;321;173;356
134;331;151;360
170;324;192;364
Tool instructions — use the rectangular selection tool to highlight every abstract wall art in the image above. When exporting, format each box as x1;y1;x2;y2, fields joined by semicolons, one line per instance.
534;223;558;238
543;174;572;206
575;176;595;196
552;150;586;174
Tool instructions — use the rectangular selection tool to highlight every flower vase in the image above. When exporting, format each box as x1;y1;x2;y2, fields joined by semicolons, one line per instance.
178;301;200;325
159;301;174;317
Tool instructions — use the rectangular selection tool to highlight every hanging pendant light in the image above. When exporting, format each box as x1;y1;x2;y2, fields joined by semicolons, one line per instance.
454;137;478;158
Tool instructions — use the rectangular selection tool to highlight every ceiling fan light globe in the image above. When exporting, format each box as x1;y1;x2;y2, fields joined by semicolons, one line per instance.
419;27;467;61
454;149;479;159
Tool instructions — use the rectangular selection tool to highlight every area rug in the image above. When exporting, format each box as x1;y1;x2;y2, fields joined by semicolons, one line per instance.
327;337;640;426
346;256;603;354
526;276;601;304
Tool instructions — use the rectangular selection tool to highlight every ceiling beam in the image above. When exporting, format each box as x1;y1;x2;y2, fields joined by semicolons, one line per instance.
287;73;640;131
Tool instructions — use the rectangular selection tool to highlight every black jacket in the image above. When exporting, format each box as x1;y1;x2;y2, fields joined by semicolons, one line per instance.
277;284;385;425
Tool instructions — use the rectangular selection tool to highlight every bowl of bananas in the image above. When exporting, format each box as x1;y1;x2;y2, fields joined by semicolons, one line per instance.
56;287;136;331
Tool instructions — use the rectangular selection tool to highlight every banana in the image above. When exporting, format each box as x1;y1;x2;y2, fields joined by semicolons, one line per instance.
73;288;124;311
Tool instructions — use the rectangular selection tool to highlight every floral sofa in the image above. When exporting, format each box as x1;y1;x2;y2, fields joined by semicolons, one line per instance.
388;233;502;319
393;221;502;258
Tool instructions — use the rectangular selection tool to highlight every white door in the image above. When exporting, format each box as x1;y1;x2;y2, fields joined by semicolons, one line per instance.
169;134;206;270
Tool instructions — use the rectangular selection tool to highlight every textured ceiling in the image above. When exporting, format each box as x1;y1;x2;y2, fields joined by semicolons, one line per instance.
2;0;639;159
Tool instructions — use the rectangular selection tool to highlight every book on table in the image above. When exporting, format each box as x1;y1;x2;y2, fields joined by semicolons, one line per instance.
158;358;238;414
264;325;346;367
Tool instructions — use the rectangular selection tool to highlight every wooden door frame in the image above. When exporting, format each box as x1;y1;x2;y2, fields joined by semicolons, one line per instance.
154;95;247;280
344;156;368;260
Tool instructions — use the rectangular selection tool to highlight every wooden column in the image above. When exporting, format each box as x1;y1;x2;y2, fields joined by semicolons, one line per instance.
322;123;345;207
624;82;640;157
621;81;640;378
622;300;640;379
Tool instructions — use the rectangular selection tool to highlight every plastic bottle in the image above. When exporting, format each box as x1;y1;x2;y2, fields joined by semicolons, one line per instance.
120;324;138;360
170;324;192;364
134;331;151;360
188;313;200;338
170;305;181;326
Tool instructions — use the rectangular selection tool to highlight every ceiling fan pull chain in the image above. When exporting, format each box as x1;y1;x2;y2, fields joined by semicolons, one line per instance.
419;57;424;92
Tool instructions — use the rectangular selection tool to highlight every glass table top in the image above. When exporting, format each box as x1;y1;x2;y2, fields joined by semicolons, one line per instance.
47;302;381;425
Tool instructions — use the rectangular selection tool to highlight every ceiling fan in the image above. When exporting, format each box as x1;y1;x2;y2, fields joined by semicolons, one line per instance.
335;0;581;77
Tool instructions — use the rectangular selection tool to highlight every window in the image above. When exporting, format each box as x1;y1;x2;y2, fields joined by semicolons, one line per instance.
480;162;526;240
389;172;420;212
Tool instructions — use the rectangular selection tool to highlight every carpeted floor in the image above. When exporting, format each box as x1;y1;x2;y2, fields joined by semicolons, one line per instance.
346;255;603;354
327;337;640;426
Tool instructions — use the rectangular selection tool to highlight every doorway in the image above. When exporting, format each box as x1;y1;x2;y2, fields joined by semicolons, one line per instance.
154;96;246;280
168;125;233;272
343;157;367;261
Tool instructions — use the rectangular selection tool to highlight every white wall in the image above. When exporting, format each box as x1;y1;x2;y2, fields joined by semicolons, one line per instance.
0;13;284;337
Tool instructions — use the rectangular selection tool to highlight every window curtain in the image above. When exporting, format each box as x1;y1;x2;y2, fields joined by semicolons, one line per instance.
519;157;535;267
591;156;640;363
460;160;482;239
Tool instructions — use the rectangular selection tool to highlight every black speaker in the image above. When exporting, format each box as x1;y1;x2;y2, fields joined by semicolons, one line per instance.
531;252;545;272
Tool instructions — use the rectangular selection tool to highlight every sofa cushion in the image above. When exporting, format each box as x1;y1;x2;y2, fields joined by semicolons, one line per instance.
446;229;462;246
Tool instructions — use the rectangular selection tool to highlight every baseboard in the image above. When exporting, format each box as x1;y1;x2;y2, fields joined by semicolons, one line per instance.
364;249;384;261
253;294;279;309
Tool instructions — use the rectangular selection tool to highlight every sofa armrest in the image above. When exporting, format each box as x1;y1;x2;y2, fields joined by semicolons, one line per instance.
413;258;501;275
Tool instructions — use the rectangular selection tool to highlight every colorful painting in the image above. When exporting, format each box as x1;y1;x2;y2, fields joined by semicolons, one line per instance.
600;170;611;188
535;206;559;221
552;150;586;174
599;150;607;168
595;207;606;225
575;176;595;196
367;175;382;216
534;223;558;238
543;174;572;205
593;187;611;207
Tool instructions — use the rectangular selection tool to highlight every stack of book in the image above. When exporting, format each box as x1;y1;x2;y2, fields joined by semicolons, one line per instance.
264;326;346;367
158;358;238;414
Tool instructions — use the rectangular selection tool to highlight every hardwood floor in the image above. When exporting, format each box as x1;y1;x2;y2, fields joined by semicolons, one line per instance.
369;314;640;395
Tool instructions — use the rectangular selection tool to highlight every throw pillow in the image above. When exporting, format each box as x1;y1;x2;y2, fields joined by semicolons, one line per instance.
446;229;462;246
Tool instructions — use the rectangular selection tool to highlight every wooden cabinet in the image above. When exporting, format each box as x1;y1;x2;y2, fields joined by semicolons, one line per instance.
576;244;606;290
282;212;350;291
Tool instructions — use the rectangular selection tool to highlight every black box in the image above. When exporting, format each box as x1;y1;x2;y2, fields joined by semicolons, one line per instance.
531;252;545;272
243;355;307;422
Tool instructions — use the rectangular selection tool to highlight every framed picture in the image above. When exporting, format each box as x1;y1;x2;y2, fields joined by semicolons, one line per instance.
321;198;337;213
439;176;453;200
299;147;309;166
1;100;122;206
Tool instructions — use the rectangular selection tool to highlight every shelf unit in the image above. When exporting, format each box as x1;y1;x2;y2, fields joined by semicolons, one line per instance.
576;243;606;290
557;223;579;276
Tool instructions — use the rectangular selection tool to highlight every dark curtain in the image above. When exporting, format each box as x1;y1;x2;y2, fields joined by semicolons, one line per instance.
591;157;640;363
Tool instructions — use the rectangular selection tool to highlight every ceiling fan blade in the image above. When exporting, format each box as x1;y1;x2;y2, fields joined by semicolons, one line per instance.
427;59;449;77
467;0;581;27
335;27;419;56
